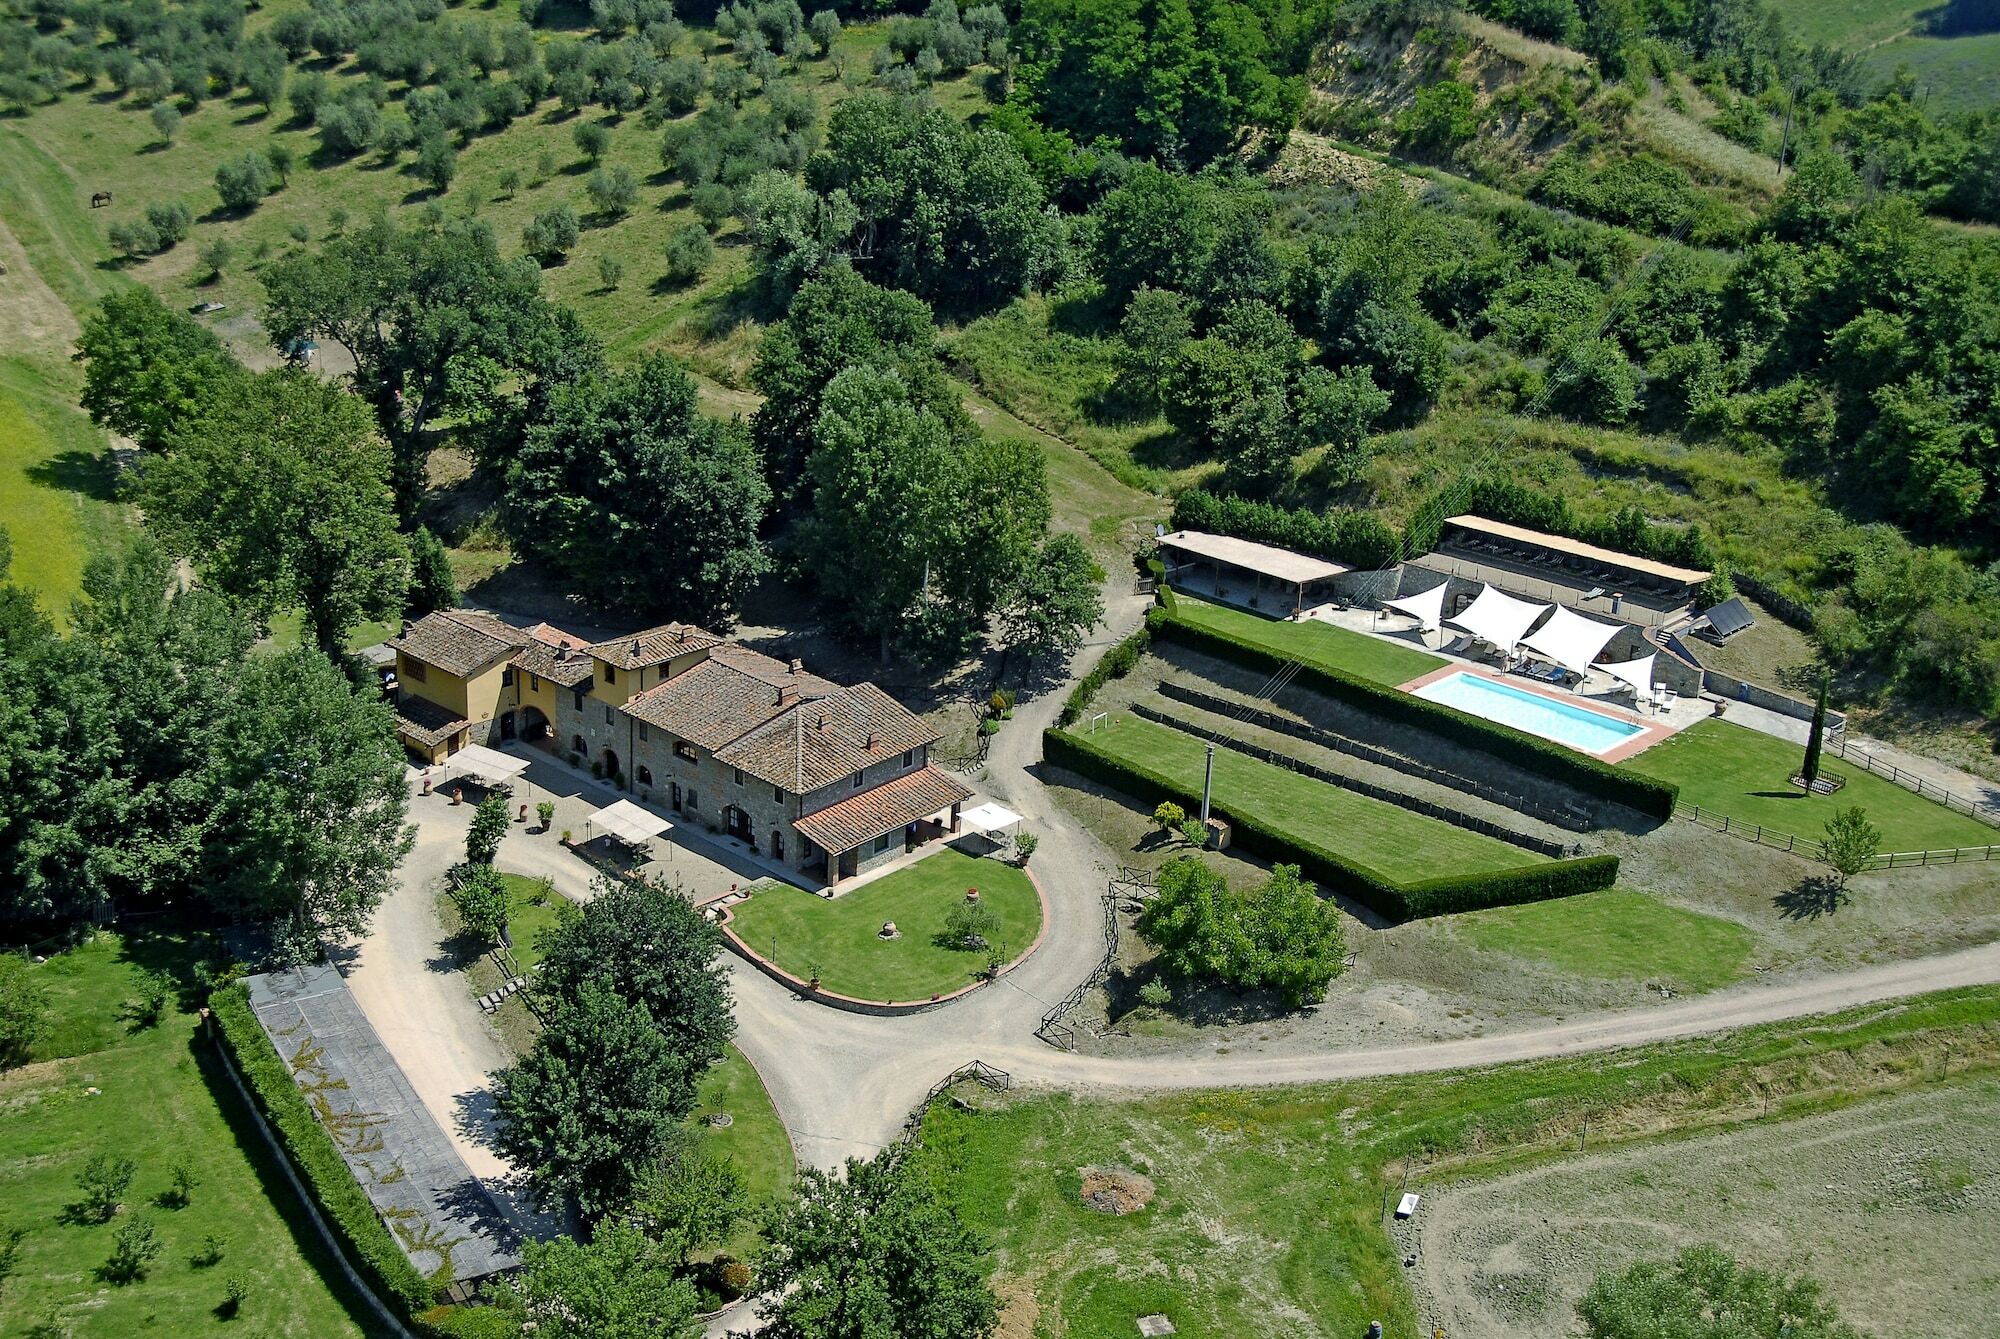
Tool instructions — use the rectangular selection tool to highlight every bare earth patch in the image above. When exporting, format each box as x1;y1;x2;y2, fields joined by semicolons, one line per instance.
0;219;79;357
1079;1165;1156;1215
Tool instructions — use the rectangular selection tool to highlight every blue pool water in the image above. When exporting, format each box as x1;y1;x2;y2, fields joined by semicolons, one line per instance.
1410;671;1645;755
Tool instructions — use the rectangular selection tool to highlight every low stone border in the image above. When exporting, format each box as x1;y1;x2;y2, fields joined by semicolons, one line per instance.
710;863;1051;1016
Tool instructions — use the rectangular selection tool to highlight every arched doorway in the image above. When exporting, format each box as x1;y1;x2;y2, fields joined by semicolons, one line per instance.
516;706;552;745
769;829;785;862
602;748;620;780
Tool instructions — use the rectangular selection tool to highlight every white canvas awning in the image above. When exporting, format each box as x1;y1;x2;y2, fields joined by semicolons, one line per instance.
1382;581;1448;632
1444;584;1551;653
443;743;531;785
958;801;1023;836
589;799;669;846
1518;604;1623;676
1599;652;1657;697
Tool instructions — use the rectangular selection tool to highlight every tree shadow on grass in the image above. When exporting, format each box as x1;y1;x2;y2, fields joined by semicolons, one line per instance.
1774;873;1848;921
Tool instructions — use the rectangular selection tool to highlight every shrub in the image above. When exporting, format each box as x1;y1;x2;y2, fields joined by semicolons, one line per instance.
0;954;50;1067
162;1156;200;1209
943;899;999;951
102;1215;162;1284
663;222;712;283
597;253;625;290
149;100;181;144
214;152;272;212
1137;978;1172;1010
467;793;511;865
719;1257;753;1298
524;203;581;260
219;1276;248;1319
73;1152;138;1222
1152;800;1185;831
1014;831;1039;864
448;864;510;945
197;236;234;279
144;201;191;249
1179;817;1209;849
587;165;640;216
209;983;436;1319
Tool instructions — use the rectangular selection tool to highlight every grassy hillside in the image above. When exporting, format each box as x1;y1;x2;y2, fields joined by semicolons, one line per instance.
1766;0;2000;111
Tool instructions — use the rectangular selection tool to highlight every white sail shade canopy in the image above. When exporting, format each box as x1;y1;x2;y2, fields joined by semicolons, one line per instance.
1382;581;1448;632
589;799;670;845
1443;584;1550;653
440;744;530;786
1599;652;1658;697
1518;604;1623;676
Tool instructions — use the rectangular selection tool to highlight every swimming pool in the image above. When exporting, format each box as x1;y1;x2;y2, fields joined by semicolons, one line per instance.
1410;671;1646;755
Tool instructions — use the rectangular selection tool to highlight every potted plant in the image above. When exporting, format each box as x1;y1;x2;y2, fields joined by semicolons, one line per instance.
536;800;555;831
804;957;823;992
1014;831;1039;866
560;828;573;846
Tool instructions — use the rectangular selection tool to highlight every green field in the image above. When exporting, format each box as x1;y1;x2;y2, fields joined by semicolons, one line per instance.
1454;887;1756;991
726;849;1043;1002
1623;718;1997;852
918;985;2000;1339
1764;0;2000;110
0;932;379;1338
1083;714;1543;880
0;358;129;624
1172;595;1447;686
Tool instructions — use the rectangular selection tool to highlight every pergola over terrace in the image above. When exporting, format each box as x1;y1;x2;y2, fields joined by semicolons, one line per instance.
1158;530;1351;616
1413;515;1711;629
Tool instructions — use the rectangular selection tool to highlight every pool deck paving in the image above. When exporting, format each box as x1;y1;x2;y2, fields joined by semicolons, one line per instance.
1395;662;1683;762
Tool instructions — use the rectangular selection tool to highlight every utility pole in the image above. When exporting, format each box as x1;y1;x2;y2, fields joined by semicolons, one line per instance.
1200;743;1215;827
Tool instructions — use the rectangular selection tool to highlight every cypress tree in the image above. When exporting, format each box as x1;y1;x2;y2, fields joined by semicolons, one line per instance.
1801;672;1829;786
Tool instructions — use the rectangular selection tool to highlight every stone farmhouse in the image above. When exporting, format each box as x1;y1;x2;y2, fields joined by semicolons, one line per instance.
386;610;971;886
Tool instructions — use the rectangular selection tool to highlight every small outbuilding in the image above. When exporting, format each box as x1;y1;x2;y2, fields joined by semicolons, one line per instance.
1156;530;1350;616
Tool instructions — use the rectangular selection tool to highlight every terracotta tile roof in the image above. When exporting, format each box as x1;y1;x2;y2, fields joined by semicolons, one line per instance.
392;695;470;749
389;610;526;678
621;647;937;793
510;623;595;688
590;622;726;671
719;682;941;793
793;766;971;853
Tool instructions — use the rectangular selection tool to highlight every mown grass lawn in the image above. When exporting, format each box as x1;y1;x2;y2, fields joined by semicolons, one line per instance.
0;930;380;1338
1172;595;1446;686
918;985;2000;1339
1084;715;1543;881
1623;718;1997;853
726;848;1042;1002
690;1046;795;1263
1454;887;1756;991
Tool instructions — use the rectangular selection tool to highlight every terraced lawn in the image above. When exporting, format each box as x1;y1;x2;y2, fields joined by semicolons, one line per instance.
1623;719;1997;853
1084;715;1543;880
1454;888;1756;991
1172;595;1445;685
725;848;1042;1003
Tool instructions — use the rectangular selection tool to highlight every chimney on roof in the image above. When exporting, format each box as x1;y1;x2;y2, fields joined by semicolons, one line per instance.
789;658;803;674
629;639;640;657
778;685;799;709
865;730;878;750
675;626;687;642
816;712;826;731
399;620;411;637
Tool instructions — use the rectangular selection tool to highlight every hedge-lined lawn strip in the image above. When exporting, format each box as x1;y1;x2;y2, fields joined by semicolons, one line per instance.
0;934;376;1338
1623;718;1996;853
691;1046;795;1264
1455;888;1756;991
1086;715;1542;880
726;849;1041;1002
1172;596;1445;686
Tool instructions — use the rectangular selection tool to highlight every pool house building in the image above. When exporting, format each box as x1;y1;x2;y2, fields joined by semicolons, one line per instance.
1158;530;1352;616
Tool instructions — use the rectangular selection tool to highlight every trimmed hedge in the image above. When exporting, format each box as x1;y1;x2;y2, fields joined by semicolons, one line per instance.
1057;618;1153;727
1171;489;1402;569
209;982;439;1324
1043;728;1619;920
1150;609;1678;819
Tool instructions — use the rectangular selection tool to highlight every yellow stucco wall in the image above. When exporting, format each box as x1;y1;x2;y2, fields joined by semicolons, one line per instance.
397;653;512;726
